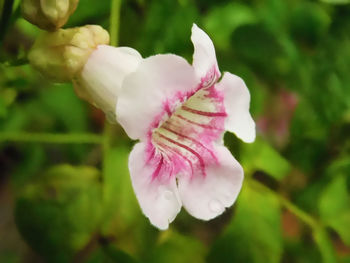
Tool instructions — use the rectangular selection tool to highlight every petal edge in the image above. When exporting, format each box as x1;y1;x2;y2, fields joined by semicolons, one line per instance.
191;24;219;80
177;145;243;220
217;72;256;143
129;142;182;230
117;54;197;140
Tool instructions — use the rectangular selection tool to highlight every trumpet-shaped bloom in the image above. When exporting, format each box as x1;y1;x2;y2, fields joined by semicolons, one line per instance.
116;24;256;230
76;45;142;120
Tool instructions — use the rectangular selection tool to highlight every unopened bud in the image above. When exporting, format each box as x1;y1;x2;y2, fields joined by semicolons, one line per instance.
28;25;110;82
21;0;79;31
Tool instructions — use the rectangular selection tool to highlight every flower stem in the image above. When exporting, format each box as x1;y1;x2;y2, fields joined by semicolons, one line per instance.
0;132;103;144
101;0;122;194
109;0;122;47
103;0;122;160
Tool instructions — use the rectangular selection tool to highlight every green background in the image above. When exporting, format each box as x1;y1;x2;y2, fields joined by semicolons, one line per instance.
1;0;350;262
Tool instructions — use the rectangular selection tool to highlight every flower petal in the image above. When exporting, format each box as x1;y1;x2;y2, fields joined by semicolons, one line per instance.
129;142;182;230
117;54;197;140
216;72;256;143
177;145;243;220
191;24;219;79
77;45;142;119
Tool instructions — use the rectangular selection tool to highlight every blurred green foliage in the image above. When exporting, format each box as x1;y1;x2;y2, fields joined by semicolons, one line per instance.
15;165;104;262
208;181;282;263
1;0;350;262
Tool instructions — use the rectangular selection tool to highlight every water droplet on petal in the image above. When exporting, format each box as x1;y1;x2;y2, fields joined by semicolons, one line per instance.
209;199;223;213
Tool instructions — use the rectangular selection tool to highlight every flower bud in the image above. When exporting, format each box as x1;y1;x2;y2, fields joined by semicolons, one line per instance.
21;0;79;31
73;45;142;121
28;25;110;82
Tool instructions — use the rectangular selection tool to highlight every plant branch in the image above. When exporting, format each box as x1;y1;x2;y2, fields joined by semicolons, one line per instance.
101;0;122;197
248;179;318;227
0;132;104;144
109;0;121;47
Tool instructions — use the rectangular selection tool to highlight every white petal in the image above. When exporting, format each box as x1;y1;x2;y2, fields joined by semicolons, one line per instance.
191;24;219;79
216;72;256;143
129;142;182;230
77;45;142;120
117;54;197;140
177;145;243;220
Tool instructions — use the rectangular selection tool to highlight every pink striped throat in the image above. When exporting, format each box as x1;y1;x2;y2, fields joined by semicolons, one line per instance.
146;76;227;181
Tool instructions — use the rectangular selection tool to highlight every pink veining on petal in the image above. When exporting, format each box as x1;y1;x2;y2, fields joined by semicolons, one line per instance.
146;65;221;137
198;65;221;89
144;65;226;183
161;124;218;162
158;142;194;176
156;131;207;176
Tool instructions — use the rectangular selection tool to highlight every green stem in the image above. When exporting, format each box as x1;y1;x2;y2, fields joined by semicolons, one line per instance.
104;0;122;148
0;132;103;144
248;179;318;227
101;0;122;194
109;0;122;47
103;0;122;160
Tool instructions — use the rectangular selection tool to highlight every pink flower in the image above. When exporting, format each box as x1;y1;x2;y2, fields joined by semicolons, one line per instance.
116;24;256;230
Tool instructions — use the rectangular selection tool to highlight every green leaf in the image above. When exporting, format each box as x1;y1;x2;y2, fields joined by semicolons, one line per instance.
204;3;257;50
208;181;282;263
101;145;158;257
313;227;338;263
39;83;88;132
15;165;104;263
65;0;110;27
11;144;46;186
0;95;7;117
0;251;21;263
102;145;141;231
319;175;350;245
138;0;199;57
289;3;331;46
241;137;291;180
231;24;286;79
149;231;206;263
87;245;139;263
